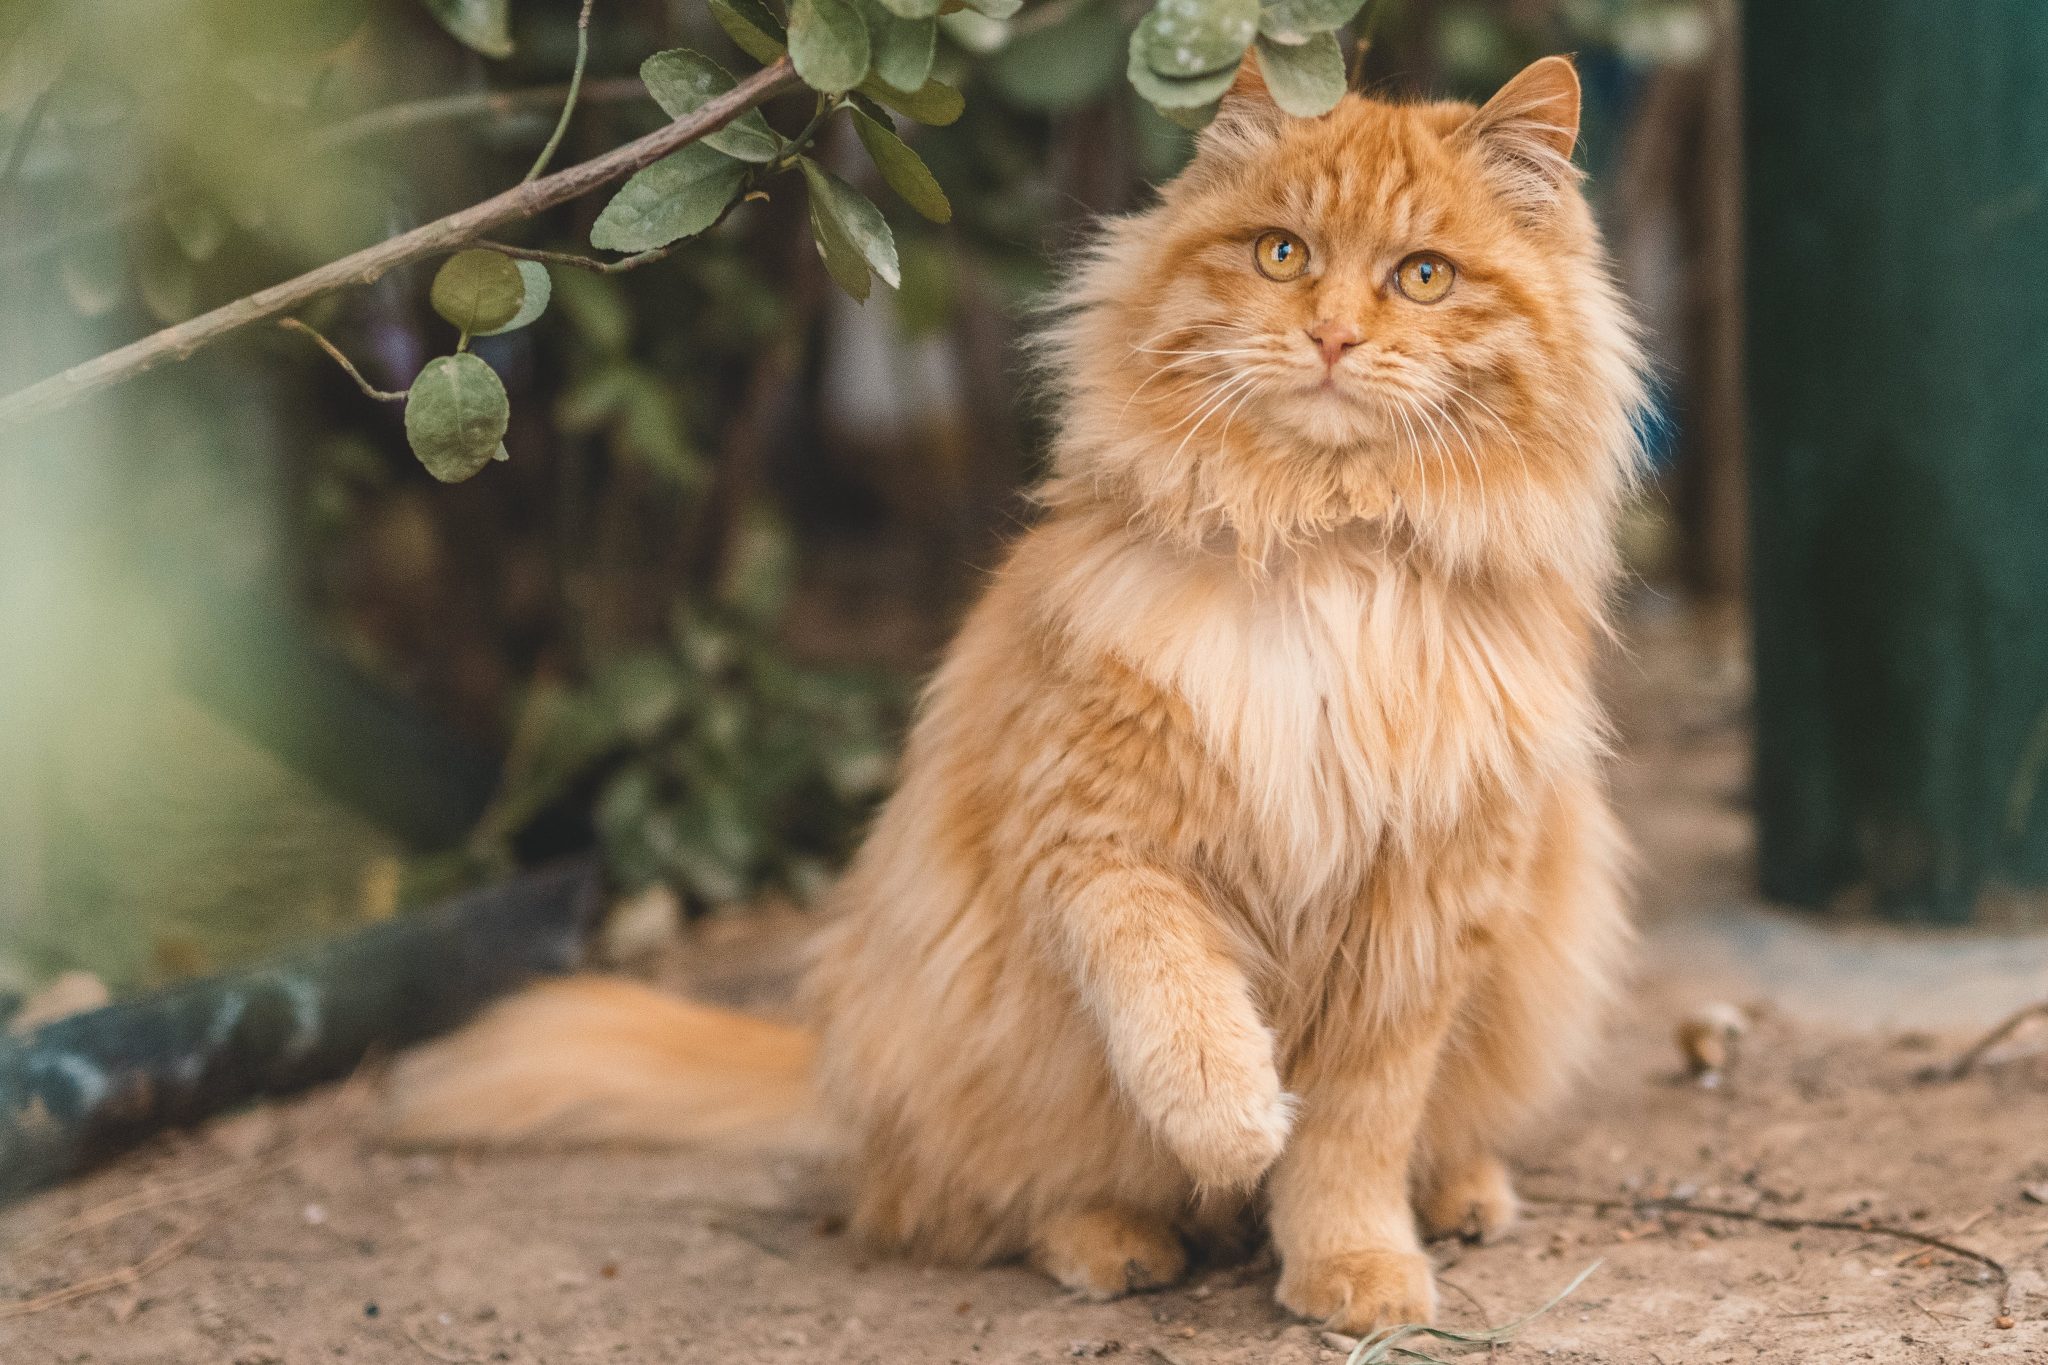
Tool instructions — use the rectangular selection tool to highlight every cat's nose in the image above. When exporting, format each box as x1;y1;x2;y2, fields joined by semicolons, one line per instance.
1306;320;1363;367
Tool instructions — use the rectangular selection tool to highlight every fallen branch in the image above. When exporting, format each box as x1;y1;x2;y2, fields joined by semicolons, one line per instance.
1526;1192;2013;1316
0;57;798;431
1927;999;2048;1081
0;862;600;1202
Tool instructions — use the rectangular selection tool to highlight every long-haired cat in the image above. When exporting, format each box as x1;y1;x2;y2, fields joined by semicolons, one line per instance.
388;53;1646;1336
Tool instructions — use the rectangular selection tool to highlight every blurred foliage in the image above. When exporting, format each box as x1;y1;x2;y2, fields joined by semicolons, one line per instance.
0;0;1701;993
469;514;906;909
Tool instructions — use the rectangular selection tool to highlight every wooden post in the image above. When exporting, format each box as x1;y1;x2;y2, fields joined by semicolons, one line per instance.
1746;6;2048;921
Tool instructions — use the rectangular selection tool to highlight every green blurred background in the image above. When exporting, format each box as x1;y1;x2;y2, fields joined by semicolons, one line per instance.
0;0;1726;1002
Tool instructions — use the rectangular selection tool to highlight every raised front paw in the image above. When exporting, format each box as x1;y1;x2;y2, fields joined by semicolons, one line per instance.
1151;1067;1297;1191
1276;1248;1437;1336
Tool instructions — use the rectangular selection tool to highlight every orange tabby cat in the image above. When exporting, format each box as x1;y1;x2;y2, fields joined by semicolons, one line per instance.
388;54;1645;1335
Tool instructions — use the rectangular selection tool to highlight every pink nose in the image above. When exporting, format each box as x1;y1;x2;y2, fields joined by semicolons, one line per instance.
1306;319;1363;367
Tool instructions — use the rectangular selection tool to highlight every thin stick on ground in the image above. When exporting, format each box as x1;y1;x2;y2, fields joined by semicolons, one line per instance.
0;1222;201;1320
1930;999;2048;1081
12;1144;308;1257
1526;1192;2013;1316
0;57;799;431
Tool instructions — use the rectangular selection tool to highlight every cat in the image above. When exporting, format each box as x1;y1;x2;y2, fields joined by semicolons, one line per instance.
386;53;1646;1336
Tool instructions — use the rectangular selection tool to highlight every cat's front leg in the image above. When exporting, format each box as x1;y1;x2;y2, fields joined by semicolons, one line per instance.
1036;853;1295;1191
1268;1012;1455;1334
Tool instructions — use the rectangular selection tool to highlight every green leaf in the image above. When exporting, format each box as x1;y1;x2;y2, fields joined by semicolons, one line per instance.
590;144;749;253
789;0;872;95
987;1;1125;111
873;0;941;19
800;158;900;289
405;354;511;483
850;107;951;223
805;193;873;301
858;75;965;125
419;0;512;58
859;3;937;94
161;193;228;262
202;0;371;54
956;0;1021;17
1253;31;1346;116
59;239;124;318
1152;100;1218;131
1127;31;1242;108
1137;0;1258;77
135;237;199;324
709;0;789;63
478;260;552;336
936;9;1007;54
430;249;525;334
640;49;780;163
552;271;634;353
1256;0;1367;44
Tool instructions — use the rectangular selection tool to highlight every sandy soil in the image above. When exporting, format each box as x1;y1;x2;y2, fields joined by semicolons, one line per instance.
6;601;2048;1364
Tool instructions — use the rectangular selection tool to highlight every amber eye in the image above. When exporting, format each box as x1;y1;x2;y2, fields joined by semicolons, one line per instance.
1393;252;1456;303
1253;230;1310;282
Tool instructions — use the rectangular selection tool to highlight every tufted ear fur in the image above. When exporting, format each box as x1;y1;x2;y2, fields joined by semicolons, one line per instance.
1454;55;1583;216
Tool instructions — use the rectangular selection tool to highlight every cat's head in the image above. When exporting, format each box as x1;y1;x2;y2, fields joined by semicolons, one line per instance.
1043;56;1647;583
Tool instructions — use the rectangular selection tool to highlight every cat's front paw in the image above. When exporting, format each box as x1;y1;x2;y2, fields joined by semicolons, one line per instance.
1152;1072;1296;1191
1276;1248;1437;1336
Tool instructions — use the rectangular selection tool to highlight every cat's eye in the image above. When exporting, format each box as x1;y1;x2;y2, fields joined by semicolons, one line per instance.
1393;252;1456;304
1253;230;1310;282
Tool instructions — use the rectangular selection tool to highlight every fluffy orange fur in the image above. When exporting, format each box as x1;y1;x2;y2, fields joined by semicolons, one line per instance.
387;54;1646;1336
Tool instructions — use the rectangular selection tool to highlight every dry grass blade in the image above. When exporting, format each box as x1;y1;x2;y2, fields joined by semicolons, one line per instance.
1928;999;2048;1081
1344;1260;1602;1364
0;1222;200;1320
1527;1192;2014;1318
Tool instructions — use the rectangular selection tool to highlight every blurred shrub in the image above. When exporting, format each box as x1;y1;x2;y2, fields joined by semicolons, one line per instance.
0;0;1702;977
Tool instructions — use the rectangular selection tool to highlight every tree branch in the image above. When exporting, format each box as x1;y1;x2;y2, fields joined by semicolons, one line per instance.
523;0;597;184
1;78;657;270
304;76;649;157
0;57;799;432
277;318;408;402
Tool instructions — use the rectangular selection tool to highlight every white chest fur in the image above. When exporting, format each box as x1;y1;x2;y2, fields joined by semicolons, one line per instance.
1047;529;1600;913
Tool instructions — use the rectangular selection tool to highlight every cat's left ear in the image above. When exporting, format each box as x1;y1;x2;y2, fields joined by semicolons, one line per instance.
1454;55;1583;214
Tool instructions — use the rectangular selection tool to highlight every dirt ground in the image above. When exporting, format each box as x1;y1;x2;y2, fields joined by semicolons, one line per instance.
7;600;2048;1364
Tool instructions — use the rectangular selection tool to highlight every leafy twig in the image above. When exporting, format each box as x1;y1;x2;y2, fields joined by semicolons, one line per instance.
1526;1193;2013;1315
2;79;654;270
0;57;799;431
524;0;597;184
278;318;408;402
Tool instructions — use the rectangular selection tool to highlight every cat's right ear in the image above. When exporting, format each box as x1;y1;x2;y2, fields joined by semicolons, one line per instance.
1198;56;1287;157
1453;55;1584;216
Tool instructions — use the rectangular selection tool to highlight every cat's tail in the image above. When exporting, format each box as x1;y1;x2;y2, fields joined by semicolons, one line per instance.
381;975;830;1154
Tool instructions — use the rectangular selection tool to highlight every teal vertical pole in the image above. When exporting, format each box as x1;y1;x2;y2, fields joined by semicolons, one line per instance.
1746;5;2048;921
